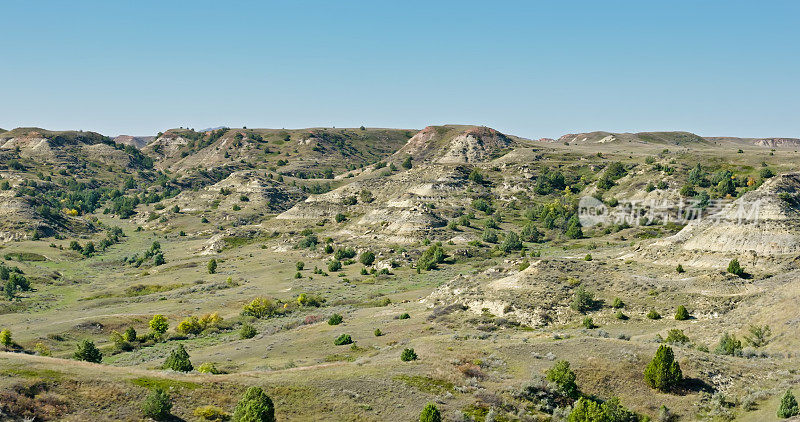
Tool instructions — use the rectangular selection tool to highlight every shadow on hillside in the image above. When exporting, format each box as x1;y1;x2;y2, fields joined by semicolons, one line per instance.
675;377;714;396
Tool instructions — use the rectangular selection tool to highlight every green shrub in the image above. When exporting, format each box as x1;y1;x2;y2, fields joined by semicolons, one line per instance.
208;259;217;274
570;286;595;313
401;348;418;361
665;329;690;345
417;243;446;272
676;264;685;273
615;311;627;320
334;334;352;346
295;261;304;271
327;260;342;272
398;313;410;320
142;388;172;421
374;329;382;337
500;231;522;253
197;362;221;374
335;213;346;223
647;310;661;320
715;332;742;356
0;329;12;348
328;314;343;325
727;258;744;277
419;403;442;422
611;297;624;309
149;314;169;335
233;386;275;422
582;317;597;329
778;390;799;419
568;397;637;422
744;324;771;348
584;254;592;261
74;339;102;363
242;297;278;318
674;305;690;320
163;344;193;372
482;229;498;243
546;360;578;398
194;405;230;421
359;251;375;266
644;345;682;392
240;323;257;339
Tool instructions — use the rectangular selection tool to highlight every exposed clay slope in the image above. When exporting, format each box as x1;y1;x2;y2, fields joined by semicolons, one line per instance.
642;172;800;268
392;125;515;164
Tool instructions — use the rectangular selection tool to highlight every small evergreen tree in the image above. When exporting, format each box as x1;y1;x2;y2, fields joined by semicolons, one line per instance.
401;348;418;361
233;386;275;422
644;345;682;392
208;258;218;274
676;264;685;273
727;258;744;277
163;344;193;372
328;313;343;325
778;390;799;419
240;323;257;339
546;360;578;398
123;327;137;342
675;305;690;320
141;388;172;421
419;403;442;422
74;339;103;363
571;286;594;313
334;334;352;345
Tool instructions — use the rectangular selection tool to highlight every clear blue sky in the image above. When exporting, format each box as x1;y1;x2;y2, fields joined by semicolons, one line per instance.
1;1;798;139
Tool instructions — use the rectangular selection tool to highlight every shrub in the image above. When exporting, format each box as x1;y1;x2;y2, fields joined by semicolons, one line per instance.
328;314;343;325
149;314;169;335
569;397;637;422
419;403;441;422
417;243;446;272
359;251;375;266
327;260;342;272
500;231;522;252
715;332;742;356
582;317;597;329
615;311;627;320
374;328;383;337
676;264;685;273
0;329;12;348
727;258;744;277
744;324;771;348
242;297;278;318
208;259;217;274
124;327;137;342
233;386;275;422
584;254;592;261
335;213;346;223
647;310;662;320
778;390;799;419
401;348;418;361
570;286;595;313
197;362;221;374
665;329;690;345
240;323;257;339
194;405;230;421
295;261;304;271
177;316;204;335
398;313;410;320
546;360;578;398
142;388;172;421
334;334;352;345
644;345;682;392
675;305;690;321
163;344;193;372
402;155;413;169
482;229;498;243
612;297;624;309
74;339;102;363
